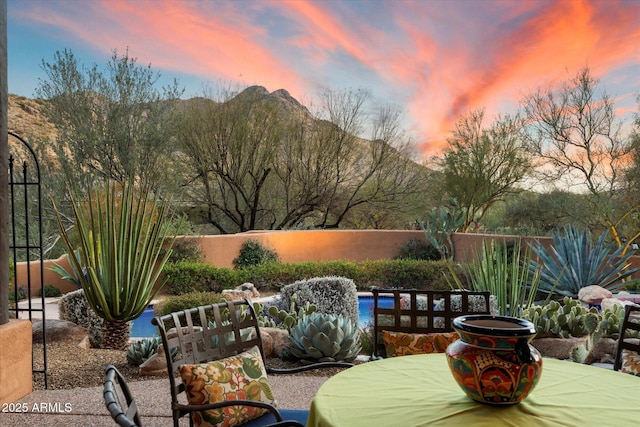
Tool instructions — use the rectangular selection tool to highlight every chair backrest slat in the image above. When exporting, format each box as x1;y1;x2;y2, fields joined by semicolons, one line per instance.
371;288;492;358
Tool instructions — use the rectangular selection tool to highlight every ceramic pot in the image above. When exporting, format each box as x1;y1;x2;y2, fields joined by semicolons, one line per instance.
445;315;542;405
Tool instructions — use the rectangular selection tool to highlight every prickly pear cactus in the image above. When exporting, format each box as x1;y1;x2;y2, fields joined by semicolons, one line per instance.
289;312;361;362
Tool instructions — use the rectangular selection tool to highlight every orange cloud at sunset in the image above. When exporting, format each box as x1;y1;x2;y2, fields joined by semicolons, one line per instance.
8;0;640;158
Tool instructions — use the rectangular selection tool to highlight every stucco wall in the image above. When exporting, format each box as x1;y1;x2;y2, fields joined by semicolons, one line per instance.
0;319;32;404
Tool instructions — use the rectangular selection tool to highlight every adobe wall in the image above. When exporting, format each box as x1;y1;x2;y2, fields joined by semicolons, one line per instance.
0;319;32;404
14;230;640;295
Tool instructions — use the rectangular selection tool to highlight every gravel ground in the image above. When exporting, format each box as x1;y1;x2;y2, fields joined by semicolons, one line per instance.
32;339;351;390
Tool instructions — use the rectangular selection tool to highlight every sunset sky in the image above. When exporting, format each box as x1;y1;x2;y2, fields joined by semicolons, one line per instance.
7;0;640;156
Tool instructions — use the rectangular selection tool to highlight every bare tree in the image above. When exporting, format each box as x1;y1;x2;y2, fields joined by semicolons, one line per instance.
309;89;428;229
522;67;637;249
439;109;532;231
179;85;429;232
178;86;282;233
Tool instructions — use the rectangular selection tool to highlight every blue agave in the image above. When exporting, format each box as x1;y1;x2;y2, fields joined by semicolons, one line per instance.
530;224;639;298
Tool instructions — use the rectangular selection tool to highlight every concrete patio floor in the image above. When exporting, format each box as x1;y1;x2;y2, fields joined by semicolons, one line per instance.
1;373;329;426
6;297;332;426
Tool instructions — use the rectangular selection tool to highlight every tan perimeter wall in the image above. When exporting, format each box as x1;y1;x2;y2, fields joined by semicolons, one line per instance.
14;230;640;296
0;319;32;404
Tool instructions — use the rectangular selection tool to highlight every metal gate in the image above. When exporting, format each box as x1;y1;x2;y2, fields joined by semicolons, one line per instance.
8;131;47;388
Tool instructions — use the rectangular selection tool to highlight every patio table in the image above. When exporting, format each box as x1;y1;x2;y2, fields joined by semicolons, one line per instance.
307;353;640;427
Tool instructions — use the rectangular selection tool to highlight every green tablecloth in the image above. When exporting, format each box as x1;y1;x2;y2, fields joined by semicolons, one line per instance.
307;354;639;427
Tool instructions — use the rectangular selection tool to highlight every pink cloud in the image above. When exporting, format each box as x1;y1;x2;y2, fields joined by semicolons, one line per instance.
13;0;639;158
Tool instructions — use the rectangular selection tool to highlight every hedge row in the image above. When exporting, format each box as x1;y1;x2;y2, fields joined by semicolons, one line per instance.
161;259;457;295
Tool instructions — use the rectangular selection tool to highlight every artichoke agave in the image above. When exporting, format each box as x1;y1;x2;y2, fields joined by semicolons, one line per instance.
288;313;361;362
126;337;161;367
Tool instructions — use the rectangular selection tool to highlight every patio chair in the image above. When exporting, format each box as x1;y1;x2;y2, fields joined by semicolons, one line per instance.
104;364;142;427
151;299;353;427
613;304;640;372
371;288;492;358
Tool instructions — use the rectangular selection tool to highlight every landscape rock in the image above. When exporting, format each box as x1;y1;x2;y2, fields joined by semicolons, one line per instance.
585;338;617;364
139;344;169;376
578;285;612;305
77;336;91;350
261;327;290;358
222;283;261;301
600;297;636;312
32;319;88;344
261;331;274;358
532;337;586;360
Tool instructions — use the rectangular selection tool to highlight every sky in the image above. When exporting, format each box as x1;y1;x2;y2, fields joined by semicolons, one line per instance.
6;0;640;156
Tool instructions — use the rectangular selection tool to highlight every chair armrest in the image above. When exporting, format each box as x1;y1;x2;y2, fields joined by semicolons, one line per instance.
267;361;353;375
175;399;282;420
266;422;305;427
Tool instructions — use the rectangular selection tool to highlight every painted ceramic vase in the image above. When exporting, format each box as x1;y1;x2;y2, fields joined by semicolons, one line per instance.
445;315;542;405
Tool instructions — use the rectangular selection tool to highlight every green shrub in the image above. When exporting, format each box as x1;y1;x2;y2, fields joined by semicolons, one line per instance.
395;238;441;261
9;258;15;283
153;292;230;317
58;289;104;347
233;239;279;269
280;276;359;326
162;238;203;263
358;325;373;356
162;259;455;295
40;285;62;298
624;279;640;292
162;262;237;294
8;286;27;303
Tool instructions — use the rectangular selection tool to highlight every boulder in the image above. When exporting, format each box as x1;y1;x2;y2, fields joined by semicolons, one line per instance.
222;283;261;301
261;331;274;358
600;297;634;312
578;285;612;305
261;327;290;358
532;337;586;360
585;338;617;364
140;344;169;376
32;319;88;344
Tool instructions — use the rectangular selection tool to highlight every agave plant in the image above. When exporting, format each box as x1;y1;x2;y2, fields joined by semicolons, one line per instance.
529;224;639;299
288;312;361;362
52;178;175;350
126;337;161;367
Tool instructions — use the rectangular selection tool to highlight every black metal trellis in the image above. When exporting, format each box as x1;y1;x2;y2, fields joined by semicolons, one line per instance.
8;131;47;388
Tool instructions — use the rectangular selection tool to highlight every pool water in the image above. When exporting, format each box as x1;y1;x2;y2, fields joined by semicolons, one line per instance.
357;295;394;328
130;295;395;338
130;306;159;338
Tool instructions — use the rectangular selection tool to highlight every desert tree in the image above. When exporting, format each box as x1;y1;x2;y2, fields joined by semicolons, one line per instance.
179;85;429;232
522;67;638;250
305;88;429;229
36;48;183;193
438;109;532;231
178;86;283;233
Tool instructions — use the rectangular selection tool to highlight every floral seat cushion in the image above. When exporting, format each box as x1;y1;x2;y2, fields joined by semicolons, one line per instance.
381;330;458;357
179;345;276;427
620;349;640;376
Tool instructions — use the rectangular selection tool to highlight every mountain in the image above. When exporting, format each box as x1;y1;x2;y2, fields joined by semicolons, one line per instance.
8;94;57;143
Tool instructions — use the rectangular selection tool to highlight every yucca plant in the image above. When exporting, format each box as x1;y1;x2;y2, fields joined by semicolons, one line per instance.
530;224;640;299
52;178;175;350
447;239;541;316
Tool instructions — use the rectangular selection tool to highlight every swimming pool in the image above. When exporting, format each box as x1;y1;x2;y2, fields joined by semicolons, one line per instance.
130;295;393;338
